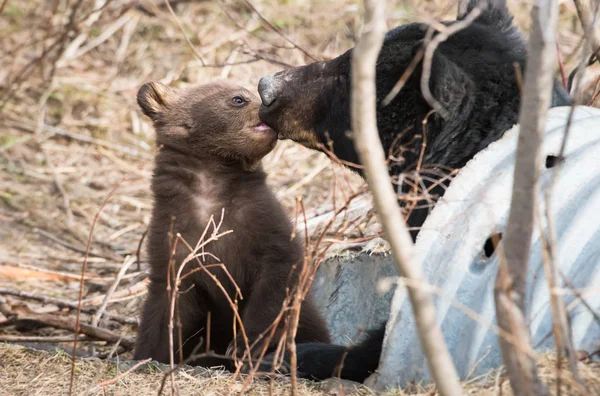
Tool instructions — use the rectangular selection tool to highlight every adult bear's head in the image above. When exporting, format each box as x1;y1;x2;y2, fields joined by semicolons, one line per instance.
258;52;357;163
258;0;571;174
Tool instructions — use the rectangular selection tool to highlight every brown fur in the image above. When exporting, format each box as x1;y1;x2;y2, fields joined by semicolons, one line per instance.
133;80;330;368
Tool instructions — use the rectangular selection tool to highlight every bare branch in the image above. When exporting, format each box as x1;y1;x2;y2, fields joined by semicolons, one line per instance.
421;6;482;119
569;1;600;97
457;0;471;19
0;288;138;325
15;312;135;349
91;256;137;327
350;1;463;395
494;1;560;395
573;0;600;67
240;0;319;62
70;179;125;395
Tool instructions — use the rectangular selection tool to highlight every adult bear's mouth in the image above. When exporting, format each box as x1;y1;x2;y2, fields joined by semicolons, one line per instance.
258;105;282;136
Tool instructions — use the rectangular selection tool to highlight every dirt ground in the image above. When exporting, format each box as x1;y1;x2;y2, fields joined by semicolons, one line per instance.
1;0;599;395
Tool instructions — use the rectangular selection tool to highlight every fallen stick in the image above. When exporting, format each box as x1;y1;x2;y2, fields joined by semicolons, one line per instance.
0;287;138;325
1;263;142;283
91;256;137;327
34;228;120;261
0;335;90;343
15;312;135;350
77;279;148;306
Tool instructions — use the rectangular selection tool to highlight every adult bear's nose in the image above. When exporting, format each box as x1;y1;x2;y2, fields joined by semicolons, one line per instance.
258;74;278;107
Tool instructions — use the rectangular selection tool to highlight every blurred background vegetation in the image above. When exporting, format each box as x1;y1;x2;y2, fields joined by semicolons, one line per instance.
0;1;598;394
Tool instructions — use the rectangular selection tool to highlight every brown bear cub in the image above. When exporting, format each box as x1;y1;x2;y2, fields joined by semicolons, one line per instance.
133;80;330;369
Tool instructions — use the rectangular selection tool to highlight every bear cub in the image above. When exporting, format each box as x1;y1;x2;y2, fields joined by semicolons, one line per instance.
133;80;330;369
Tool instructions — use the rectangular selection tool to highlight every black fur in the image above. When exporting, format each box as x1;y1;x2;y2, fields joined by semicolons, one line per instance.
258;0;571;382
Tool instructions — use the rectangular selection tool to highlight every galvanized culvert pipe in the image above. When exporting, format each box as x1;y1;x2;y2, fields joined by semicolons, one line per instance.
369;106;600;389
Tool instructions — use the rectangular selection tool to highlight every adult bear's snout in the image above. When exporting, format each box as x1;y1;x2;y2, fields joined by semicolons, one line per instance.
258;74;279;107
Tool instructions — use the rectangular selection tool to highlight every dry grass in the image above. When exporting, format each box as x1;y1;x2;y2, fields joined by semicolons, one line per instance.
1;0;599;394
1;343;599;395
0;342;330;396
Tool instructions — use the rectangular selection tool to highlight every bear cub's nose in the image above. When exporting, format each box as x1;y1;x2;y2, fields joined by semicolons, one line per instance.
258;75;278;107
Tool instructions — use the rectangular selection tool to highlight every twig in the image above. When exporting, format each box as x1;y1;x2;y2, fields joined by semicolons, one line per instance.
537;207;581;392
60;0;109;63
0;287;138;325
457;0;471;18
157;351;234;395
0;0;9;13
136;228;148;271
104;329;128;363
163;0;206;66
241;0;319;62
64;13;133;63
556;41;567;89
538;0;600;392
4;262;142;283
15;312;135;349
41;123;154;159
589;74;600;106
86;358;152;393
568;0;600;97
70;179;125;395
91;256;137;327
573;0;600;70
0;116;151;159
420;6;482;119
381;48;424;106
0;335;90;343
42;150;74;227
494;368;505;396
559;271;600;327
494;1;559;395
174;228;252;365
350;1;463;394
76;279;148;306
0;0;85;111
33;228;119;261
132;0;203;16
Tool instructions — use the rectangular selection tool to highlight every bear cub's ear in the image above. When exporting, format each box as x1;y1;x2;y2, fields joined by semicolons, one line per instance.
137;82;177;119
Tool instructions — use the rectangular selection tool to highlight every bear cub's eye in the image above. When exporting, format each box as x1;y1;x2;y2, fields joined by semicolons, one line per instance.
232;96;245;106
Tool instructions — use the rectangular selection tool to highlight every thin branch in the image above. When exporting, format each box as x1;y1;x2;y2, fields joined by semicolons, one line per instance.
0;287;138;325
350;1;463;394
33;228;119;261
135;228;148;271
15;312;135;349
163;0;206;66
76;279;148;306
569;0;600;97
457;0;471;19
91;256;137;327
573;0;600;68
241;0;319;62
537;207;582;391
0;118;154;160
420;7;482;119
70;179;125;395
0;0;10;13
0;335;90;343
42;147;74;227
86;358;152;393
381;48;423;106
559;270;600;327
494;1;559;395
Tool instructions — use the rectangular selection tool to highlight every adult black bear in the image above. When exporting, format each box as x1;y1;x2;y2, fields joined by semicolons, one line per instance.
257;0;570;383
